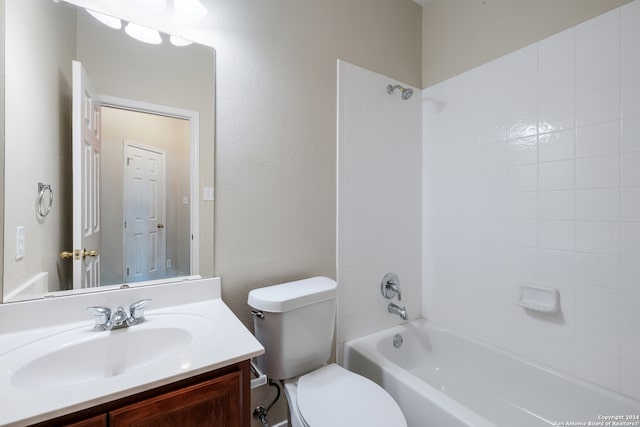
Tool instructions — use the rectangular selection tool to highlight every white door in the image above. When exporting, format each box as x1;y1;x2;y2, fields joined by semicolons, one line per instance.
72;61;101;289
123;142;166;282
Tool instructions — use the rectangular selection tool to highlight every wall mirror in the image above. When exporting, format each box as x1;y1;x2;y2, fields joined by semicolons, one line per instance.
1;0;215;303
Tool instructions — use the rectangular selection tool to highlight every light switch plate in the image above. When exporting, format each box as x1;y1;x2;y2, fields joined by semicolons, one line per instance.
16;226;26;259
203;187;214;201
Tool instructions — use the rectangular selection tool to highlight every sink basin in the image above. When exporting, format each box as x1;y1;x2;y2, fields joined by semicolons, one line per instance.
4;314;207;389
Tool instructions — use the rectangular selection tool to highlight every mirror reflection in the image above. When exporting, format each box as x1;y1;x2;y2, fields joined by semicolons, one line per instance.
2;0;215;302
100;106;191;287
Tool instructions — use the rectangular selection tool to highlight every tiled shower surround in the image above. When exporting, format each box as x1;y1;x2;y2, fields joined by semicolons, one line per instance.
422;1;640;399
337;60;422;363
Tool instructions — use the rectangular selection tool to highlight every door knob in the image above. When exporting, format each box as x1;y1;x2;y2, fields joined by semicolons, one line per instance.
60;249;98;260
82;249;99;258
157;223;165;229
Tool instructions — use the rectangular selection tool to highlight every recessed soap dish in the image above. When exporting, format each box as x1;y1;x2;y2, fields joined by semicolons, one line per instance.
517;284;559;313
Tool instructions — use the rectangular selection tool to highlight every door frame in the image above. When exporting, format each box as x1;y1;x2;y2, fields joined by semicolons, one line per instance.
100;95;200;277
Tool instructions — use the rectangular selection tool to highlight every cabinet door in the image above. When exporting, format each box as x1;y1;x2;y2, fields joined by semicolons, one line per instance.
109;371;242;427
63;414;107;427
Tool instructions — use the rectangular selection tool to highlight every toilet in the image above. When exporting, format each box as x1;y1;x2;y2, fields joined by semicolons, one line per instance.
248;277;407;427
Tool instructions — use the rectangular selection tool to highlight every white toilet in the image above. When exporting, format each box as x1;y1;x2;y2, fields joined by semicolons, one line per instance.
248;277;407;427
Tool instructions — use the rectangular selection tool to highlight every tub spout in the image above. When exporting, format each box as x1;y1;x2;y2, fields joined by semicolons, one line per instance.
388;302;407;320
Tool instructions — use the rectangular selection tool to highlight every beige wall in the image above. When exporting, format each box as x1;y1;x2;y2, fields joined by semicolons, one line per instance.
422;0;634;87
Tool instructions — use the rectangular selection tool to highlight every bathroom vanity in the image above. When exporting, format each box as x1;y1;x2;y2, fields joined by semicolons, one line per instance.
33;361;249;427
0;278;264;427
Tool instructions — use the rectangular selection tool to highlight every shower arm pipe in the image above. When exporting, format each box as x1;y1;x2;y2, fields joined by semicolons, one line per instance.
386;84;413;100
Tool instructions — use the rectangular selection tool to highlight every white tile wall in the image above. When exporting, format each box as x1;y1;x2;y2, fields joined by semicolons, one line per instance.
422;0;640;401
337;60;421;363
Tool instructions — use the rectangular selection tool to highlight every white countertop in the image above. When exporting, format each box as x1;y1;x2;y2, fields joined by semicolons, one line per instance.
0;277;264;426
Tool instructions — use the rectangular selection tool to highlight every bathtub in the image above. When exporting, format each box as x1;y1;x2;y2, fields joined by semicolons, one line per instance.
344;319;640;427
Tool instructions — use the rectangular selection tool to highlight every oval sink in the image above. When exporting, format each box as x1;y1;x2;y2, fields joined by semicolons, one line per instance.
6;314;207;389
12;327;191;389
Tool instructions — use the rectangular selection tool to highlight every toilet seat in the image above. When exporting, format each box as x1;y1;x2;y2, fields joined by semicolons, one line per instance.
294;364;407;427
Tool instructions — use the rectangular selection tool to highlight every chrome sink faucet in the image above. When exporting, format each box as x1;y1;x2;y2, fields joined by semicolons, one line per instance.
87;299;151;331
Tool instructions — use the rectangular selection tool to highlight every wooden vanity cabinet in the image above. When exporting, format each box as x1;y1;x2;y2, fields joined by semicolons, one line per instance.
109;370;242;426
64;415;107;427
35;361;250;427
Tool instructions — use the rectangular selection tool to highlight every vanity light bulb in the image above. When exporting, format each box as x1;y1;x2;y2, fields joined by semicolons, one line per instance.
129;0;168;13
170;35;193;47
86;9;122;30
125;23;162;45
172;0;207;22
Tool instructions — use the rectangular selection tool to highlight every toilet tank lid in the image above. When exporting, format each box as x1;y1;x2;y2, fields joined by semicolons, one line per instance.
248;277;337;313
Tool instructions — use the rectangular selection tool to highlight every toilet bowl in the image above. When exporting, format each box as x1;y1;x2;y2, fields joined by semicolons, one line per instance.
248;277;407;427
285;364;406;427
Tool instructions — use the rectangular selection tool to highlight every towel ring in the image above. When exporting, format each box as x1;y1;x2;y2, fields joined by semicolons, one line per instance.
37;183;53;218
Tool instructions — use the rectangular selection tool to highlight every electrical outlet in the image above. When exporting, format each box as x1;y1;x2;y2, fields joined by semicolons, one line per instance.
166;259;172;268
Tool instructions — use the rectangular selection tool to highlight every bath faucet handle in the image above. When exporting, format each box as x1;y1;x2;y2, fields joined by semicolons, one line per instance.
87;306;112;330
381;272;401;301
129;298;151;322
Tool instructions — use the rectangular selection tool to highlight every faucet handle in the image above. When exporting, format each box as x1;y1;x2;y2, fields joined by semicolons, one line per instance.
111;306;128;327
381;273;401;301
87;306;112;330
129;298;152;321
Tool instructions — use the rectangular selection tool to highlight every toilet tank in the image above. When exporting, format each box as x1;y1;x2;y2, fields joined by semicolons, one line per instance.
248;277;337;380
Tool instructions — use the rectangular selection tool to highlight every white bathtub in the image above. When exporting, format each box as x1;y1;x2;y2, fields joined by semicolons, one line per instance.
344;319;640;427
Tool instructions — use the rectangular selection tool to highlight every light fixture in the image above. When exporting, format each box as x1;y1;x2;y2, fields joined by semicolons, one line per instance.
128;0;168;13
86;9;122;30
125;23;162;45
173;0;207;22
84;0;207;46
170;35;194;47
